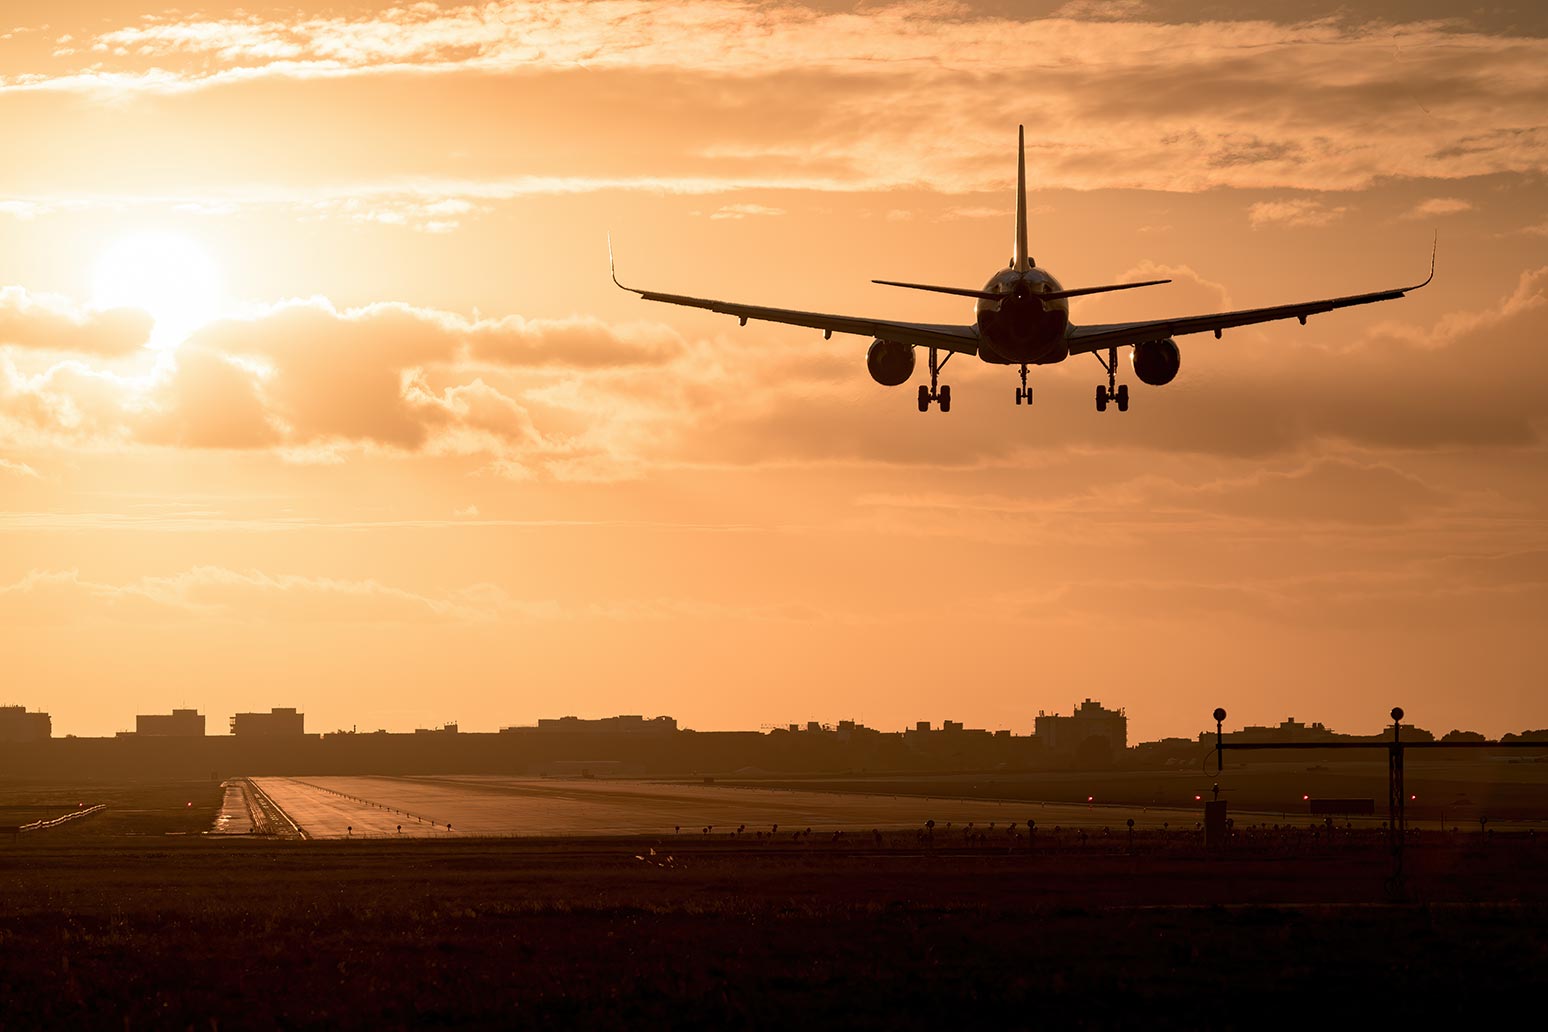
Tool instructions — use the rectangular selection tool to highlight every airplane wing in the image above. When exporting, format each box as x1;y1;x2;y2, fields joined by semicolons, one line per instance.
611;250;980;355
1066;253;1435;355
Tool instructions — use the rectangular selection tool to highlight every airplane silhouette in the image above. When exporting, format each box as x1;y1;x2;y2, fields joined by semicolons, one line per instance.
613;126;1434;413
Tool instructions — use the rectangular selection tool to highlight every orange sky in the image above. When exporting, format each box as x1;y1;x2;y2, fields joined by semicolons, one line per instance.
2;1;1545;741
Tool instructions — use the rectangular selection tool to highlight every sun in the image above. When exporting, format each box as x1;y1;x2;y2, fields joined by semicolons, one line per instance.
92;232;224;351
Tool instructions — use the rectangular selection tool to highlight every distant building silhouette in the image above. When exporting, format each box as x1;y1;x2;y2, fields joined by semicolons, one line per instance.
1035;699;1127;758
503;714;678;734
1216;716;1337;744
0;705;50;743
1197;716;1435;746
136;709;206;737
230;707;305;736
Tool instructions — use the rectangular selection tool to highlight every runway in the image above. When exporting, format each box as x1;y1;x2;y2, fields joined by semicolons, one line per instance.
251;775;1211;839
209;780;254;835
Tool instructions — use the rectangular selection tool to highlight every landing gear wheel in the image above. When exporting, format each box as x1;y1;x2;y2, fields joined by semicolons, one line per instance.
918;385;930;413
1116;384;1129;412
1095;385;1108;412
1015;365;1032;408
939;385;951;413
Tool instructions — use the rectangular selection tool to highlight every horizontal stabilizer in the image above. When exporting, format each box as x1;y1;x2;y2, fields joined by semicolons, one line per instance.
872;277;1171;304
1040;279;1170;302
871;279;1002;300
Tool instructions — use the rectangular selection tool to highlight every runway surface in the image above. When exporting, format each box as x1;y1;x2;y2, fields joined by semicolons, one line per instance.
209;780;254;835
252;775;1212;839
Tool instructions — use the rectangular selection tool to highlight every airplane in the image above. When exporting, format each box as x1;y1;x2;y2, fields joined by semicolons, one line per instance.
611;126;1434;413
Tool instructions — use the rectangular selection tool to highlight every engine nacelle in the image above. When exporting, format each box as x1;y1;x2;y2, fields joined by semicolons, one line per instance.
866;338;916;386
1131;338;1180;386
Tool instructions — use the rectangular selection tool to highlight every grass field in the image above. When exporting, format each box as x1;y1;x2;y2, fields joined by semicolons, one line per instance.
723;757;1548;826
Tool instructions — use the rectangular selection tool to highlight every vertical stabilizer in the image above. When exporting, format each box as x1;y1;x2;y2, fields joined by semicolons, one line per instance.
1013;125;1030;272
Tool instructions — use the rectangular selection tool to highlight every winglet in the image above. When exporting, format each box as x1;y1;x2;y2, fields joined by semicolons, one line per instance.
608;233;636;293
1406;232;1437;292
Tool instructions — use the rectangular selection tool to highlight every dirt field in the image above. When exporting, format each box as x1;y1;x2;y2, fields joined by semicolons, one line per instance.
1;779;1544;1027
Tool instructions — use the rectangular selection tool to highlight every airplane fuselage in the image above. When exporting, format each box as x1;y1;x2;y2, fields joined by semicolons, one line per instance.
973;267;1071;365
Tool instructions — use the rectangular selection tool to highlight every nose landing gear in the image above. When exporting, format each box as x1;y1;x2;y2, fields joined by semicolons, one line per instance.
1014;364;1033;406
1094;346;1130;413
918;347;953;412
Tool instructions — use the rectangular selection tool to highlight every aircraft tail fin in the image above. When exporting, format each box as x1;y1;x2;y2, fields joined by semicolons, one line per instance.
1013;125;1030;272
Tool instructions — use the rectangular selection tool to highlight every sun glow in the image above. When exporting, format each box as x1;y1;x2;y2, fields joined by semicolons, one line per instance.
92;232;224;350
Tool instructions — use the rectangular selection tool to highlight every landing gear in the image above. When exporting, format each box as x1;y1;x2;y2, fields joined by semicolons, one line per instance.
1094;346;1130;413
1014;364;1033;406
917;347;953;412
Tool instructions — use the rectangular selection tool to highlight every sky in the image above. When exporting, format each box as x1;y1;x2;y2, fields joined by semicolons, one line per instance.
2;1;1545;741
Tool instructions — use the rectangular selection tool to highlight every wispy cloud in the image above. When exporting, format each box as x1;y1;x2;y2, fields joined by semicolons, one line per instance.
0;566;531;624
706;203;785;220
1247;198;1349;228
0;456;39;478
1401;197;1473;219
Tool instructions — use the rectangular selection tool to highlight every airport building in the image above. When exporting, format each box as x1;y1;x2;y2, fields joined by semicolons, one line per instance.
1034;699;1128;757
230;707;306;736
136;709;206;737
0;705;51;742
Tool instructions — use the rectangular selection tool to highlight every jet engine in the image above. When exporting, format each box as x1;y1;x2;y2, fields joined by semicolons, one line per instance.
1131;338;1180;386
866;338;916;386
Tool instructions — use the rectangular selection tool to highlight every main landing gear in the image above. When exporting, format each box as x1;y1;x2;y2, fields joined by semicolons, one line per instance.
1094;345;1129;413
1014;364;1033;406
918;347;952;412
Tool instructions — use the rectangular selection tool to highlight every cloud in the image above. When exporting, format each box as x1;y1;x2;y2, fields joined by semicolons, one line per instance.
303;195;485;233
1154;458;1448;525
4;264;1544;478
1402;197;1473;219
0;200;48;219
707;203;785;220
0;294;691;477
0;567;529;624
670;264;1548;467
3;6;1545;196
0;287;151;355
0;566;837;627
0;456;39;477
1248;198;1349;228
